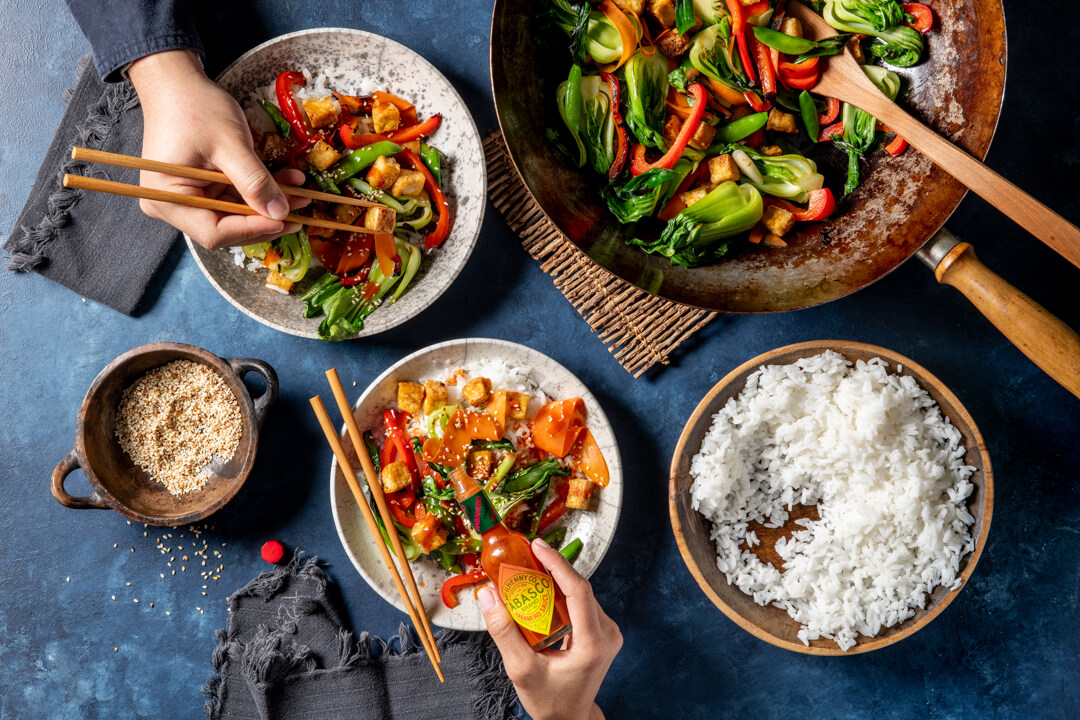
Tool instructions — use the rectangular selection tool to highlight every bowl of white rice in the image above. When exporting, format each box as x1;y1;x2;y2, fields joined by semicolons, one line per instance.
669;341;992;654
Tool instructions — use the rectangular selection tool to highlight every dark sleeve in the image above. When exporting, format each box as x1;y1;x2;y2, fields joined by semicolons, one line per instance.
64;0;204;83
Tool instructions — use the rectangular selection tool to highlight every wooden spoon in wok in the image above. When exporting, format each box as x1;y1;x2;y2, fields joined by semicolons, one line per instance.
787;2;1080;271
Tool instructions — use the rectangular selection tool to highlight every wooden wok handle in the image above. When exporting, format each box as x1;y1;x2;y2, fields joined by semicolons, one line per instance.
932;241;1080;399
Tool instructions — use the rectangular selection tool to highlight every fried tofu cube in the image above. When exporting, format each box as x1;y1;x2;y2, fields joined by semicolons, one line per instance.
849;36;865;63
305;139;342;172
663;115;681;144
411;514;448;553
566;477;596;511
731;104;753;121
781;17;804;38
507;392;530;420
462;377;492;407
372;100;401;133
264;268;294;292
708;154;740;185
760;145;784;156
305;209;337;238
334;203;364;225
679;186;710;208
687;120;716;151
766;108;798;134
402;140;421;154
397;381;425;415
363;206;396;233
611;0;644;14
391;169;426;198
762;204;795;237
467;450;494;481
423;381;448;415
657;30;691;58
301;96;339;129
380;460;412;494
259;133;290;164
648;0;676;27
365;155;401;191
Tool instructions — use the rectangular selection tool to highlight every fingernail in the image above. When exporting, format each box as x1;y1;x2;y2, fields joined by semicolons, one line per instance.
266;196;289;220
534;537;551;551
478;587;496;611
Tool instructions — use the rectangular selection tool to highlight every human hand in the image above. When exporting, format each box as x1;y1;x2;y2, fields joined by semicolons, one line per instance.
128;50;310;249
479;538;622;720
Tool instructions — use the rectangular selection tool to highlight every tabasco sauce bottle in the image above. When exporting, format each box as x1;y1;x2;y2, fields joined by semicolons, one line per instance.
450;466;572;650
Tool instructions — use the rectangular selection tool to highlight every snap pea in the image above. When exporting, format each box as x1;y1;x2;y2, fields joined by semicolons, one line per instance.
542;526;568;550
799;91;820;144
711;112;769;144
310;170;341;195
750;26;817;54
257;99;291;139
559;538;583;564
347;178;407;213
419;143;442;186
326;140;404;183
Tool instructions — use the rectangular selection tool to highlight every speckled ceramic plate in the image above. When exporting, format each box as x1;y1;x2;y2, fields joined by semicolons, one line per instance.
185;29;485;339
330;339;623;631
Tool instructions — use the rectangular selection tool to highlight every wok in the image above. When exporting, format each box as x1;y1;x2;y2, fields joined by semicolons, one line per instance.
490;0;1007;312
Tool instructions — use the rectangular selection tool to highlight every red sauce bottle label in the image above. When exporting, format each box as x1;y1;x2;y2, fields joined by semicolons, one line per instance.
498;563;555;636
459;491;500;533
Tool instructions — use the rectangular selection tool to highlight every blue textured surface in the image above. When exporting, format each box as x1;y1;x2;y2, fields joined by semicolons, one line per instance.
2;0;1079;718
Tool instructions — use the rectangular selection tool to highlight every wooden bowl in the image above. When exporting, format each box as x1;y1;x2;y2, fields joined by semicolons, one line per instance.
51;342;278;526
669;341;993;654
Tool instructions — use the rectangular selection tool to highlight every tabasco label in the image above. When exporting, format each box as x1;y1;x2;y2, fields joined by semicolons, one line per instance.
458;491;500;533
498;563;555;636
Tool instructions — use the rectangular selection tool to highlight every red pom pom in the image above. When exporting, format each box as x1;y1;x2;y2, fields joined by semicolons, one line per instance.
261;540;285;564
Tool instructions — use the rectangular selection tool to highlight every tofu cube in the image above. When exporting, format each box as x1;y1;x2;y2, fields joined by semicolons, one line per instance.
402;140;421;154
708;154;740;185
507;392;530;421
648;0;676;27
305;139;342;172
363;206;396;234
731;104;753;121
687;120;716;151
301;96;339;129
759;145;784;156
264;268;294;293
334;203;364;225
679;186;710;208
462;377;492;407
657;30;691;58
411;514;448;553
423;381;448;415
762;204;795;237
259;133;290;164
566;477;596;511
380;460;412;494
766;109;798;134
781;17;803;38
305;210;336;238
611;0;644;14
397;381;425;415
365;155;401;191
663;115;682;144
372;100;401;133
467;450;494;481
391;169;426;198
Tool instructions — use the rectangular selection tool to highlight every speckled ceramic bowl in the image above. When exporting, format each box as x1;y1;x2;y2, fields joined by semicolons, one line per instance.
330;339;623;631
186;29;485;339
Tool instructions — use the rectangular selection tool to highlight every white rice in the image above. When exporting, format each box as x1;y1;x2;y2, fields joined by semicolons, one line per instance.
689;351;977;651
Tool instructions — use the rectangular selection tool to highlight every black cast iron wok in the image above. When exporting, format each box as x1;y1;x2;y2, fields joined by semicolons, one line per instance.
490;0;1008;312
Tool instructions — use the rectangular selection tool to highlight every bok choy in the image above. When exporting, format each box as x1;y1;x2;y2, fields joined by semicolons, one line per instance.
622;50;669;150
823;0;925;67
832;65;902;195
713;144;826;203
545;0;633;66
557;66;617;175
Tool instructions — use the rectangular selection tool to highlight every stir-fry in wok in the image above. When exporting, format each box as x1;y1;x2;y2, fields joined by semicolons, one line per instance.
238;69;452;340
546;0;934;267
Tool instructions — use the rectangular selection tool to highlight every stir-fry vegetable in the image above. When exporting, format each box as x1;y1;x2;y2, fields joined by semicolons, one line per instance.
823;0;925;67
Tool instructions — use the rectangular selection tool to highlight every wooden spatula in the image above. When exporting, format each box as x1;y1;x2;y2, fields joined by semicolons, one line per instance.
786;2;1080;271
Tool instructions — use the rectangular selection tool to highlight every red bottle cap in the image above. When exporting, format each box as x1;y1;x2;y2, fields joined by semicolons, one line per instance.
261;540;285;564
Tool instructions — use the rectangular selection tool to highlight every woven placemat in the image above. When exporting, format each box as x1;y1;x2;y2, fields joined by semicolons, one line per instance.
484;131;716;377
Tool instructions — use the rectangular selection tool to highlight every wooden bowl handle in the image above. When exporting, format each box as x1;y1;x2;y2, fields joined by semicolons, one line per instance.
51;448;109;510
228;358;279;427
932;242;1080;399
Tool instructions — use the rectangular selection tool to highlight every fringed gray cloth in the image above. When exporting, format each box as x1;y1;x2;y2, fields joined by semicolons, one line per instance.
3;55;179;315
204;555;521;720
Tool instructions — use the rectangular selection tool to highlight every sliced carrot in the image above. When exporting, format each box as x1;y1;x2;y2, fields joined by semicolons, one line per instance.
571;428;610;488
427;409;500;467
597;0;638;72
748;224;765;244
708;78;749;106
762;233;788;247
373;233;397;277
484;390;508;436
532;399;587;458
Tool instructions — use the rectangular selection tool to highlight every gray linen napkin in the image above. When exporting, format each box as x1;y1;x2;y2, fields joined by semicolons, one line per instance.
3;55;179;315
204;555;522;720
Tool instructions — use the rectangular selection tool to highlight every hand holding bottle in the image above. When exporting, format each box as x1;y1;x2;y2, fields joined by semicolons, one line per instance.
479;537;622;720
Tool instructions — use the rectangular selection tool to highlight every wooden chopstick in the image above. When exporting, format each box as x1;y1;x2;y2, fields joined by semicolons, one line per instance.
71;146;380;208
310;396;445;683
325;369;442;664
63;174;381;235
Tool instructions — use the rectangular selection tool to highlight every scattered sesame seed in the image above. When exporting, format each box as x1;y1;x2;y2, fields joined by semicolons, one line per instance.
114;543;118;548
150;603;154;608
160;574;165;579
114;647;118;652
130;547;135;552
111;596;116;601
66;577;70;582
126;582;131;586
165;611;171;616
133;599;139;603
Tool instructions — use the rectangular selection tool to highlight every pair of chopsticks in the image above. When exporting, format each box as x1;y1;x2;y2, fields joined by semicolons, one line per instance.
311;370;445;682
65;147;386;235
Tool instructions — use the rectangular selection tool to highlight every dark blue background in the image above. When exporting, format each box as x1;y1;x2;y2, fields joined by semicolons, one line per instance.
2;0;1078;717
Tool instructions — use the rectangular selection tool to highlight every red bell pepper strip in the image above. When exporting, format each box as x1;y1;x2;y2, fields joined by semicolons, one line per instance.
724;0;757;83
537;482;570;535
818;120;844;143
397;149;451;249
389;497;417;528
768;188;836;222
340;114;443;150
778;66;819;91
440;569;487;609
381;436;398;466
750;33;777;96
274;71;313;150
902;3;933;34
743;0;770;17
884;135;909;156
600;72;629;181
629;83;707;177
779;56;819;77
743;91;771;113
818;97;841;125
743;128;764;148
384;409;418;480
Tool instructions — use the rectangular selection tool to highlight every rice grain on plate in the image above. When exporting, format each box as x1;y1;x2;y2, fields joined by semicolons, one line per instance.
689;351;976;650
